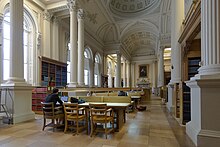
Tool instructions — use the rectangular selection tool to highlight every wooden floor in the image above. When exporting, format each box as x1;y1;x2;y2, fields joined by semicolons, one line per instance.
0;96;195;147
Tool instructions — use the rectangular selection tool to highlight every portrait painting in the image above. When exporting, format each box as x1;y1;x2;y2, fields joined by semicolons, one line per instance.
139;65;148;77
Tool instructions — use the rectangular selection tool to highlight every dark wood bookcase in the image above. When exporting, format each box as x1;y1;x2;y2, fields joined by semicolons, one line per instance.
40;56;67;90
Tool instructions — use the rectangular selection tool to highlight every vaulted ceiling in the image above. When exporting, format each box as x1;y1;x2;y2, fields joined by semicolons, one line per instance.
35;0;171;61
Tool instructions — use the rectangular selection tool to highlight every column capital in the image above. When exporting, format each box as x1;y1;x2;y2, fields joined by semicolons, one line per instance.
77;9;85;19
52;16;60;24
37;32;42;49
67;0;78;12
43;10;52;21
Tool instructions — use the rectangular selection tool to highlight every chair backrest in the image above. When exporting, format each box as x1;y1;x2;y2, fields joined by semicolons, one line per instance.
41;102;55;118
89;103;108;117
63;103;79;118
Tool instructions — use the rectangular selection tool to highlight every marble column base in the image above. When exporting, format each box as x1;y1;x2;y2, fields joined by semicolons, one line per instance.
67;82;78;88
186;77;220;146
0;85;35;124
166;84;175;115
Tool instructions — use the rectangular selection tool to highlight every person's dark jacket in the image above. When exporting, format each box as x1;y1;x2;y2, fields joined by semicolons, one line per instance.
45;93;63;106
118;91;127;96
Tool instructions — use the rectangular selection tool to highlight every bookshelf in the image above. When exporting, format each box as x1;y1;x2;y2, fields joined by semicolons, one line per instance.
101;74;108;88
181;82;191;124
32;87;48;113
188;57;201;79
174;83;180;119
40;56;67;91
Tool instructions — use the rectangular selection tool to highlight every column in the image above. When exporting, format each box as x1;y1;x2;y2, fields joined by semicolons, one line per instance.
116;52;121;87
126;61;130;87
0;14;3;83
52;17;59;60
167;0;184;114
170;0;184;83
1;0;34;124
158;47;164;87
77;9;85;86
42;10;52;58
67;0;78;87
123;60;126;87
7;0;25;84
185;0;220;146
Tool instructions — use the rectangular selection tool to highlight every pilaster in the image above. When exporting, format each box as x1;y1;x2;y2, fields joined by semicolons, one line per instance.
43;10;52;58
52;16;59;61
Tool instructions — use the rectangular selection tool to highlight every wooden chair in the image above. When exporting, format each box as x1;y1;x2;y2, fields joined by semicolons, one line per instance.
89;103;114;139
63;103;88;135
41;102;64;132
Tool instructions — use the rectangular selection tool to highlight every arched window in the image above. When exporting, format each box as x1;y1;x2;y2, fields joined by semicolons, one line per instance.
94;53;101;87
84;48;92;86
3;9;35;84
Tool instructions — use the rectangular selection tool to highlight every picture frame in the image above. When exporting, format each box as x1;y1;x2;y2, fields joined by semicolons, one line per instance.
139;65;148;78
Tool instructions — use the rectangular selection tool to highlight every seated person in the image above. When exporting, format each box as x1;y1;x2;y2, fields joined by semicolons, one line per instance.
45;88;63;107
45;88;64;124
118;91;127;96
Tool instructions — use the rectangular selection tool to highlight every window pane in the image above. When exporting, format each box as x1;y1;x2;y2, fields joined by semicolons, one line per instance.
84;70;88;85
67;61;70;83
3;60;10;80
23;31;28;45
24;45;27;63
95;56;99;63
84;51;88;58
4;13;10;21
3;23;10;39
67;73;70;84
3;39;10;59
94;74;98;86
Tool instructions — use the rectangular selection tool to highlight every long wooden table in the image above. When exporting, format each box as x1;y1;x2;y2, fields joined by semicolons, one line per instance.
79;102;130;131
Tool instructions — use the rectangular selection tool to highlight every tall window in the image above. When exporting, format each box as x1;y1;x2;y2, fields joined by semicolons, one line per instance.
94;55;100;86
84;49;90;85
84;69;89;85
94;53;101;87
3;10;34;84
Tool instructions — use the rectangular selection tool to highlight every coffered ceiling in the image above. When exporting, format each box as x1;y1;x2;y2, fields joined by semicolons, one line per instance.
35;0;171;61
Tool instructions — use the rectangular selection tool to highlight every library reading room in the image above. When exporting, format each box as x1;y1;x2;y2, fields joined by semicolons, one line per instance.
0;0;219;147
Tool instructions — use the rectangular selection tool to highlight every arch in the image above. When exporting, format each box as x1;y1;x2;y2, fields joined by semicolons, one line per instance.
84;46;93;60
94;52;102;64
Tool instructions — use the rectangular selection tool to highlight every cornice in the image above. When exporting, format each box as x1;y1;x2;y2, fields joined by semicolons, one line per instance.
178;1;201;43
